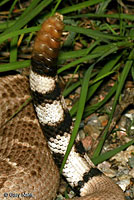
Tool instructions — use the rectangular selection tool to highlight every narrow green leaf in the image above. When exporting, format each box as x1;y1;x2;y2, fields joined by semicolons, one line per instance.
1;0;52;36
0;61;30;72
131;66;134;81
63;81;80;97
58;40;101;73
97;0;111;14
64;25;125;41
93;49;134;158
84;82;117;118
8;0;18;19
60;65;93;173
70;53;122;116
59;0;105;14
66;13;134;21
58;49;98;60
0;26;39;44
0;21;14;30
10;36;18;63
51;0;62;16
58;53;102;74
92;139;134;165
0;0;10;6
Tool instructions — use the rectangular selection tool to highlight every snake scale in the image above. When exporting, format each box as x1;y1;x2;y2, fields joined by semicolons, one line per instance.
0;13;125;200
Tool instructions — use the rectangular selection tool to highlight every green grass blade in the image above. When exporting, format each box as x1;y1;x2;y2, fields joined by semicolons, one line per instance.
1;0;40;35
1;0;52;36
10;36;18;63
51;0;63;16
0;61;30;72
59;49;89;60
58;40;101;73
92;139;134;165
66;13;134;21
93;49;134;158
131;66;134;81
63;64;81;96
0;26;39;44
63;81;81;97
60;65;93;173
0;21;14;30
58;49;100;61
97;0;111;14
84;82;117;118
0;0;10;6
59;41;132;63
8;0;18;19
64;25;125;41
58;54;101;74
59;0;105;14
70;53;122;116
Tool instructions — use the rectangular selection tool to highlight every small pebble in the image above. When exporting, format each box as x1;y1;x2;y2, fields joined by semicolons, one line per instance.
84;124;100;140
98;161;116;178
81;135;93;151
118;175;131;191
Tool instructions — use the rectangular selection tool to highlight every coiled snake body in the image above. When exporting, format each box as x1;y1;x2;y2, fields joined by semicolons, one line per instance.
0;14;125;200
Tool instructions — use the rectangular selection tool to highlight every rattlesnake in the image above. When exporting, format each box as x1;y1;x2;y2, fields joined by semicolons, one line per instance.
0;13;125;200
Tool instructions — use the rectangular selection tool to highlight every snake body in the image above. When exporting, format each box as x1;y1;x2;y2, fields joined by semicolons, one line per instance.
0;14;125;200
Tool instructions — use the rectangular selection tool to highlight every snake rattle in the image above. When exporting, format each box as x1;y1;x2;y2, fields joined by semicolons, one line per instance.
0;13;125;200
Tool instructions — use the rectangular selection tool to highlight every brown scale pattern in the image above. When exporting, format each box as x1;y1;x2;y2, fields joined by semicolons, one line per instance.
0;74;60;200
0;14;125;200
30;13;125;200
0;78;124;200
32;13;64;67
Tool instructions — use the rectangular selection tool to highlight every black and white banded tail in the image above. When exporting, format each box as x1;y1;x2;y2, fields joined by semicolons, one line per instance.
30;13;125;200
